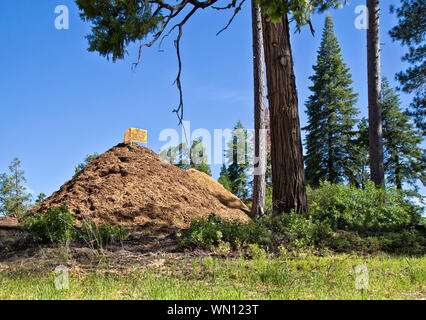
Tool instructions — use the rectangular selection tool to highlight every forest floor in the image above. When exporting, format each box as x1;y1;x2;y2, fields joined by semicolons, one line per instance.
1;226;425;300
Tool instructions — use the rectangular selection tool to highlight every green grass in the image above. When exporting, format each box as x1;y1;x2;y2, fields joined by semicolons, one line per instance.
1;253;424;300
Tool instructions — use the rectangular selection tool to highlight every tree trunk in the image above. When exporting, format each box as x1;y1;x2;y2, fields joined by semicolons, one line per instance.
367;0;385;186
251;0;267;218
261;13;308;215
327;116;334;183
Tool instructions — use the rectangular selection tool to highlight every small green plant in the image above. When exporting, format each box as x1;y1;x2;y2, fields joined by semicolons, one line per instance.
20;205;76;243
247;243;267;260
178;214;272;249
79;220;130;248
211;231;231;255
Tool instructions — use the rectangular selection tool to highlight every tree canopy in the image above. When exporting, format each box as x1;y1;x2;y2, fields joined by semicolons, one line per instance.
389;0;425;134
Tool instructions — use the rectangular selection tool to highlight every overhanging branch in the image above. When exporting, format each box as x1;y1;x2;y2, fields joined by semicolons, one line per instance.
132;0;241;124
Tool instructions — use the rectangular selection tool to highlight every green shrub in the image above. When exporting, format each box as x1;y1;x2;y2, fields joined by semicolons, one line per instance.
324;229;426;255
375;229;426;255
20;205;130;247
178;213;331;250
179;210;424;255
308;181;421;231
20;206;76;243
79;220;130;248
178;214;272;249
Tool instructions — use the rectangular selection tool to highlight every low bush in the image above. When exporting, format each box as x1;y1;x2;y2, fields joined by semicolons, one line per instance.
20;205;76;243
178;214;272;249
324;229;426;255
308;181;422;231
20;205;130;246
179;183;425;255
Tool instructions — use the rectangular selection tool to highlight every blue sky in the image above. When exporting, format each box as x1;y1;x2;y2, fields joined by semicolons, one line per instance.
0;0;423;199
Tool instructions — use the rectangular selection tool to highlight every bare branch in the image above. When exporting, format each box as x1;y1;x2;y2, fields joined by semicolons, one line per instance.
212;0;237;10
131;0;238;123
308;20;315;36
171;6;198;124
216;0;246;36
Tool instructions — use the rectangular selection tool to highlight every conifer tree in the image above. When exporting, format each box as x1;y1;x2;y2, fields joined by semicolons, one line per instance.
304;14;359;187
160;143;190;170
366;0;385;186
74;153;99;175
218;164;232;192
35;193;47;205
189;137;212;176
225;121;252;199
160;138;212;176
350;117;370;189
251;0;267;218
389;0;425;134
0;158;32;216
381;78;425;193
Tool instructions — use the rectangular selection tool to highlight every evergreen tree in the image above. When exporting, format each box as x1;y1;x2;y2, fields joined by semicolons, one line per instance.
218;164;232;192
381;77;425;192
350;117;370;189
389;0;425;134
303;14;359;187
251;0;267;217
35;193;47;205
225;121;252;199
75;153;99;175
160;137;212;176
0;158;32;216
366;0;385;186
189;137;212;176
160;143;190;170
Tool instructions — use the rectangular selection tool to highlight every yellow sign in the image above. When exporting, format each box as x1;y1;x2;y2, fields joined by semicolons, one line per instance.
124;128;147;144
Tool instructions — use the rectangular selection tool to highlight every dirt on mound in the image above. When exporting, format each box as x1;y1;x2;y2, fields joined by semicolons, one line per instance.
29;143;250;229
186;169;249;211
0;216;22;230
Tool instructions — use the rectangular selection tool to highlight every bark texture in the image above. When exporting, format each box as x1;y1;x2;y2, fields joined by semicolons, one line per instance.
261;13;308;214
251;0;267;218
367;0;385;186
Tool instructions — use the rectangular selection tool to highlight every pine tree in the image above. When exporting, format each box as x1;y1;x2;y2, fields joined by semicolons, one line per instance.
218;164;232;192
35;193;47;205
160;143;190;170
304;14;360;187
389;0;425;134
225;121;252;199
381;77;425;193
75;153;99;175
366;0;385;186
350;117;370;189
251;0;267;218
160;138;212;176
189;137;212;176
0;158;32;216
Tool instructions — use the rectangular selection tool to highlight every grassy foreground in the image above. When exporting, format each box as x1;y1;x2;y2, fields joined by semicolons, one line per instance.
1;252;424;300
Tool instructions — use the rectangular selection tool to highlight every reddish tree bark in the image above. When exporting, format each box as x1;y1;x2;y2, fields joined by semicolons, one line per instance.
262;13;308;214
